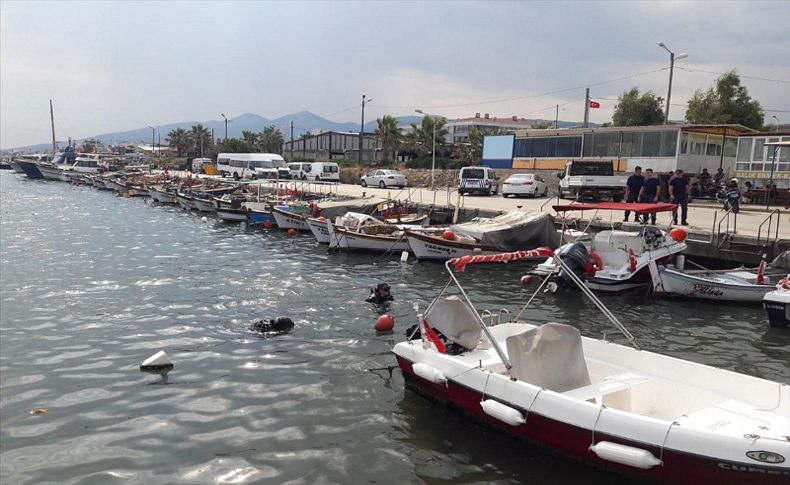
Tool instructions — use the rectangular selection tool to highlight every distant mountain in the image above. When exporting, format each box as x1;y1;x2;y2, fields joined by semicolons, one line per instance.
4;111;594;152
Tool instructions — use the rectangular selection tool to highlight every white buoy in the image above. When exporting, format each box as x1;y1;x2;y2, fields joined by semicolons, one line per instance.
201;216;208;222
400;251;409;263
140;350;173;371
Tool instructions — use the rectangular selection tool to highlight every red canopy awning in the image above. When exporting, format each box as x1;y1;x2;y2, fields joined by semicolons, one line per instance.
552;202;677;215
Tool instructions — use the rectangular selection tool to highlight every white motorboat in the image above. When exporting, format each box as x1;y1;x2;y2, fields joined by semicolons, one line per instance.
407;209;559;261
654;265;787;302
271;205;310;231
534;203;686;293
216;207;248;223
763;277;790;328
36;163;64;180
393;250;790;484
175;192;197;210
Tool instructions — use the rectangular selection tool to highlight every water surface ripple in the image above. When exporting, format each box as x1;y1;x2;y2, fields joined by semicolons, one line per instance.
1;173;787;484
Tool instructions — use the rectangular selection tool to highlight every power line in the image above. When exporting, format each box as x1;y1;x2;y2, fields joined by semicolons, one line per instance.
676;66;790;84
373;68;669;110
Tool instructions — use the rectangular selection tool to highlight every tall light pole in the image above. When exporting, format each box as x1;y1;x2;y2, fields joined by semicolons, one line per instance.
220;114;228;141
657;42;687;124
147;125;155;160
360;95;372;164
415;109;437;191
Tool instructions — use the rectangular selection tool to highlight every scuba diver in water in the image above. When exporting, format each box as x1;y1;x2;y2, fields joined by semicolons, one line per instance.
366;283;394;305
250;316;295;334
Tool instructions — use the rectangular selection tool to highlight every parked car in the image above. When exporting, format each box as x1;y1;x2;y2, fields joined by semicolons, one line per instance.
288;162;312;180
360;169;407;189
191;157;213;173
502;173;549;197
458;166;499;195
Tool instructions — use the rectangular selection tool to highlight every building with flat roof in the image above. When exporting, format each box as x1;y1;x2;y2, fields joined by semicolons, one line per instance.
734;131;790;188
482;124;757;175
282;131;380;162
447;113;537;144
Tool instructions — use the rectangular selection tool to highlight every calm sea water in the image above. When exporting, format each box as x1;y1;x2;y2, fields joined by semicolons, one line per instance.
1;172;787;485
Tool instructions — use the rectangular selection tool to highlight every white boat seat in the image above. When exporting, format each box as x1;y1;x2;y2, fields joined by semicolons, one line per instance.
563;373;651;402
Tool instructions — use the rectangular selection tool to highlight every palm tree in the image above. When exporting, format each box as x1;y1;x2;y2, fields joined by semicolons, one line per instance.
166;128;190;157
241;130;260;150
407;115;449;157
259;125;284;153
189;124;212;157
375;115;401;162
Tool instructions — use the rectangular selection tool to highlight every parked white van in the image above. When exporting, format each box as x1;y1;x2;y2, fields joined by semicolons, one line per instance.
288;162;313;180
309;162;340;182
458;166;500;196
191;157;212;173
216;153;288;180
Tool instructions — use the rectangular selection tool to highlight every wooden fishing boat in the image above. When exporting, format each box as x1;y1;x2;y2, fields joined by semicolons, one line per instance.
271;205;310;230
654;265;787;302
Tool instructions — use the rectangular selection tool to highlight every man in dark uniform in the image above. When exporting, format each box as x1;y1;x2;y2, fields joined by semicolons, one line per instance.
638;168;660;224
669;169;690;225
623;166;644;222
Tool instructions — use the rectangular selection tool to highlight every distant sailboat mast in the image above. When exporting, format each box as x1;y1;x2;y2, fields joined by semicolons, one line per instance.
49;99;57;154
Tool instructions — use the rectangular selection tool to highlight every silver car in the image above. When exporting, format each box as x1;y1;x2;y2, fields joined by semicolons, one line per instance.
360;169;407;189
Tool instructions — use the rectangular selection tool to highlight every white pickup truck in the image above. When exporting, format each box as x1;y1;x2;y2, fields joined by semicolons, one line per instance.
558;160;628;201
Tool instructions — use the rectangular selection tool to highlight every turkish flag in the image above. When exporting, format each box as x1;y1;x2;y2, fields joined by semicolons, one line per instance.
589;100;601;108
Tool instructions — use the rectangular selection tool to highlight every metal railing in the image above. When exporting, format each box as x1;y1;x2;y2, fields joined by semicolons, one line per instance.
757;209;781;248
716;209;737;249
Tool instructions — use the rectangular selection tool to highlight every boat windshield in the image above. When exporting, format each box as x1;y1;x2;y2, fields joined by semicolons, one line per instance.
251;160;274;169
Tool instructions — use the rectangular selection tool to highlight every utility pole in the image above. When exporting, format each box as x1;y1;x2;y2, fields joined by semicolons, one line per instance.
658;42;687;124
221;114;228;141
359;95;367;164
555;105;559;129
583;88;590;128
290;121;294;160
49;99;56;154
158;133;161;158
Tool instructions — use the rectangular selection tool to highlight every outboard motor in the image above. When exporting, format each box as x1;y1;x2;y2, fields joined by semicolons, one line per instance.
554;242;591;289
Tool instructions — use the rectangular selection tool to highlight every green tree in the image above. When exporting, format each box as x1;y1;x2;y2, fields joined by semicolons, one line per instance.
189;124;212;157
406;116;449;157
375;115;401;162
685;70;764;129
259;125;284;153
166;128;190;157
611;88;665;126
530;121;553;129
241;130;260;150
217;138;253;153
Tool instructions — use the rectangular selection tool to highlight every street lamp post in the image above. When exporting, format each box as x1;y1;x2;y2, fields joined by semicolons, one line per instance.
657;42;687;124
220;114;228;141
360;95;372;164
415;109;437;191
147;125;155;160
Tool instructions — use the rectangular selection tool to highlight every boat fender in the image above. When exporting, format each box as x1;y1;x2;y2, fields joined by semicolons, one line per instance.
779;277;790;290
589;441;662;469
480;399;525;426
412;362;447;385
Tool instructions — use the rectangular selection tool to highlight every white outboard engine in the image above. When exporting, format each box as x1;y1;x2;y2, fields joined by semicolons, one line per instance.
555;242;590;289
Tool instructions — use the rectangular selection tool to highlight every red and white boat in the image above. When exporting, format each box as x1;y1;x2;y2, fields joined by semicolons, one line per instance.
533;202;687;293
393;250;790;484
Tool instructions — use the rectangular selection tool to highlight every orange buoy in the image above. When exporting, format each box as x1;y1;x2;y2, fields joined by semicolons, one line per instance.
287;228;297;237
441;230;456;241
589;251;603;270
668;227;688;242
375;314;395;332
520;275;534;285
263;220;273;229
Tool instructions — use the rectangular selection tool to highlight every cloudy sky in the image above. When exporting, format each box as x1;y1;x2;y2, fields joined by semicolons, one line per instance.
1;0;788;148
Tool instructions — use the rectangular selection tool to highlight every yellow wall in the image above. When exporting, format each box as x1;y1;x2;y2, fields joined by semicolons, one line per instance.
513;158;629;172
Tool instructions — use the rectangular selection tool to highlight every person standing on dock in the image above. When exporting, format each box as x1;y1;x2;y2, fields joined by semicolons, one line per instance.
669;169;690;226
638;168;660;224
623;166;644;222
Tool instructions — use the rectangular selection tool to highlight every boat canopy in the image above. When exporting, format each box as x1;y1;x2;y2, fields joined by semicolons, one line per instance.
553;202;677;215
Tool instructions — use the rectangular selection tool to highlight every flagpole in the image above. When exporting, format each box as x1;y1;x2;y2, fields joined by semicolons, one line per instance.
583;88;590;128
